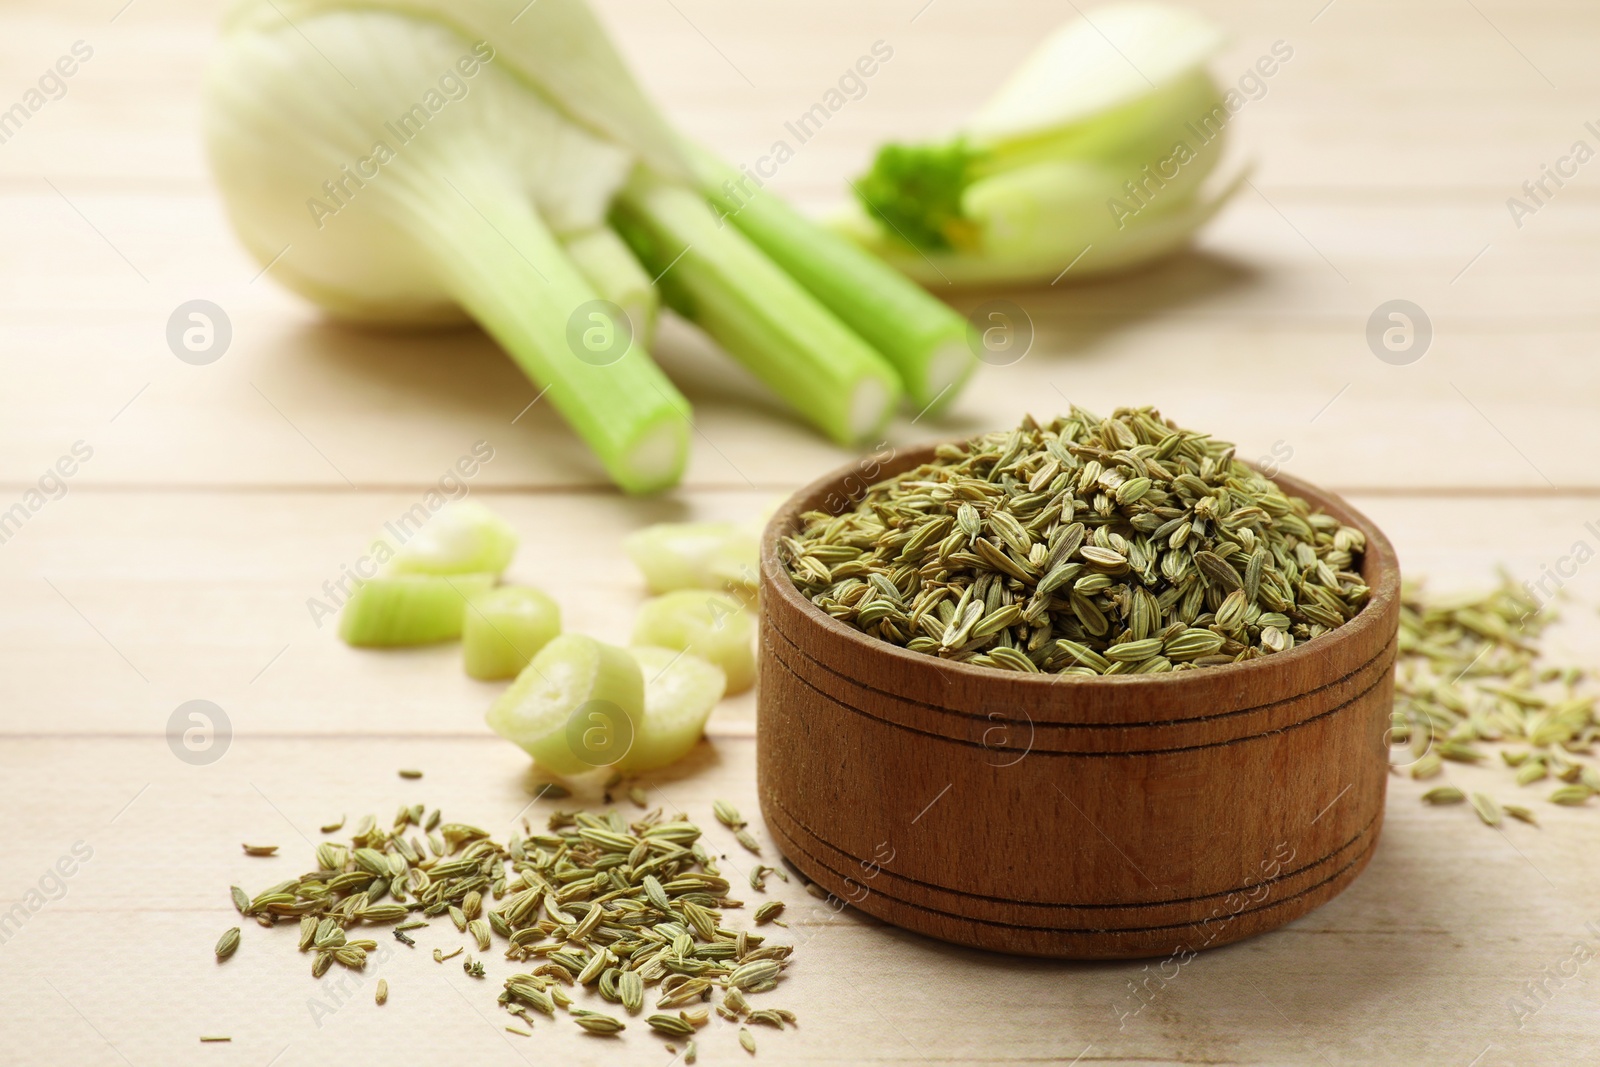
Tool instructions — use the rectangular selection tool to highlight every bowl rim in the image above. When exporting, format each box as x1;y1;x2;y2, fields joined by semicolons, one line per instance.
760;437;1402;695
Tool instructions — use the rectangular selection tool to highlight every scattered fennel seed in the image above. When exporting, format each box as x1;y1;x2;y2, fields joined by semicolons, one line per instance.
217;801;796;1052
1470;792;1503;827
714;800;745;829
398;768;423;779
1394;575;1600;823
214;927;240;961
575;1012;626;1035
241;844;279;857
649;1014;696;1037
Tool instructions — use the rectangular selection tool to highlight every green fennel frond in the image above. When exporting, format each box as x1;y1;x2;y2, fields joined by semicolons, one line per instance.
853;139;983;252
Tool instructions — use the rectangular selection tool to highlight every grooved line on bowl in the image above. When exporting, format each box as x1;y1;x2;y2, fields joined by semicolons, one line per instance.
765;788;1379;912
763;616;1397;733
766;630;1395;756
768;811;1380;937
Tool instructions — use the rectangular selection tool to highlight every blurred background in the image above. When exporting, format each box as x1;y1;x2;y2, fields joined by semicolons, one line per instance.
3;0;1591;492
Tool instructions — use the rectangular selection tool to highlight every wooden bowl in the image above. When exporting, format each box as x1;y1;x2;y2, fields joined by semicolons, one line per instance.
756;444;1401;959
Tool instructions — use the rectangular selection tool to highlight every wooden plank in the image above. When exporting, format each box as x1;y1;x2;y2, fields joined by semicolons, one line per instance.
1;189;1597;491
7;189;1599;320
1;730;1596;1065
0;488;765;737
0;0;1592;493
4;490;1599;739
2;0;1598;194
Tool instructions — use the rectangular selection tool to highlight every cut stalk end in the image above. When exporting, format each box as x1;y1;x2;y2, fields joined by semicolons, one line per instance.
920;339;977;412
850;376;896;443
617;413;691;495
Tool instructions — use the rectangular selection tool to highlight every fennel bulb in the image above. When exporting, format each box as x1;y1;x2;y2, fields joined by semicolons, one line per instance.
205;10;689;492
835;2;1243;286
206;0;975;493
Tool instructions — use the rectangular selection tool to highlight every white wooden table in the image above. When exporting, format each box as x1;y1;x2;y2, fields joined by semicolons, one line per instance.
2;0;1598;1063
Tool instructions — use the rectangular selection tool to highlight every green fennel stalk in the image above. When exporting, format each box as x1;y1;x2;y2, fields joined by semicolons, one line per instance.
612;170;902;447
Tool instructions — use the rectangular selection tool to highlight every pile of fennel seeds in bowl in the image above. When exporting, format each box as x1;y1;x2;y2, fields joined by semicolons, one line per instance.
783;408;1371;674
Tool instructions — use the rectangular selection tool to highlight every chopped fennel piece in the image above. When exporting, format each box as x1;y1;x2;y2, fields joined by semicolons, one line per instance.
631;590;755;694
463;586;562;680
339;573;495;646
617;646;726;772
380;501;518;577
485;634;644;774
624;520;762;595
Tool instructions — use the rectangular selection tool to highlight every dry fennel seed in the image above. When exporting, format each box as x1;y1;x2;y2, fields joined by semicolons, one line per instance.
1394;575;1600;822
216;802;795;1055
748;865;787;893
784;408;1370;675
734;828;763;856
649;1013;696;1037
214;927;241;961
